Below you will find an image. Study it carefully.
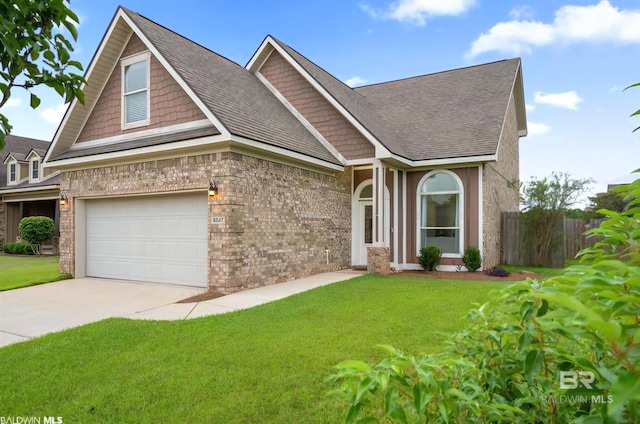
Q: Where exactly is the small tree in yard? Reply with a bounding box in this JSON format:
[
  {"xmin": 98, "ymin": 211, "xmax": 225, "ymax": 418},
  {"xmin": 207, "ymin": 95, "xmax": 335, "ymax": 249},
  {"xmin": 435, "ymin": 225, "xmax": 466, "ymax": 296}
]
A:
[
  {"xmin": 18, "ymin": 216, "xmax": 55, "ymax": 253},
  {"xmin": 520, "ymin": 172, "xmax": 592, "ymax": 266}
]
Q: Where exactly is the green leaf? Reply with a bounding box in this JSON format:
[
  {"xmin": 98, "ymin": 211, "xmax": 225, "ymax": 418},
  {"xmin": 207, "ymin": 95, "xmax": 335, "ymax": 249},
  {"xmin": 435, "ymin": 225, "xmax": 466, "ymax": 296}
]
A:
[
  {"xmin": 354, "ymin": 377, "xmax": 375, "ymax": 404},
  {"xmin": 346, "ymin": 404, "xmax": 361, "ymax": 424},
  {"xmin": 524, "ymin": 350, "xmax": 542, "ymax": 384},
  {"xmin": 537, "ymin": 299, "xmax": 549, "ymax": 317},
  {"xmin": 29, "ymin": 93, "xmax": 40, "ymax": 109}
]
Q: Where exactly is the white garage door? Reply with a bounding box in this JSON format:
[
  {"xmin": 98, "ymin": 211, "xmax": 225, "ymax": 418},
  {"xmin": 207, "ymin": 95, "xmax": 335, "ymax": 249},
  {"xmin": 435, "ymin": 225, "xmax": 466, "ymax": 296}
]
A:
[{"xmin": 86, "ymin": 193, "xmax": 208, "ymax": 287}]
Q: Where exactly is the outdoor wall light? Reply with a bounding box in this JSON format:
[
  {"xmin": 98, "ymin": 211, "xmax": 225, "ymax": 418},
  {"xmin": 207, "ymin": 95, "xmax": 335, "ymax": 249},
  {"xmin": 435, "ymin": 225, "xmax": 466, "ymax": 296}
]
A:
[
  {"xmin": 60, "ymin": 192, "xmax": 69, "ymax": 207},
  {"xmin": 208, "ymin": 180, "xmax": 218, "ymax": 196}
]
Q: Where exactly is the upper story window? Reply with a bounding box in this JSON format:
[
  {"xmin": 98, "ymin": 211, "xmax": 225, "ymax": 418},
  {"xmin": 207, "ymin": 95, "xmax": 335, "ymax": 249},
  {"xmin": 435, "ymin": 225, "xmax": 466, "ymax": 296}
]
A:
[
  {"xmin": 8, "ymin": 162, "xmax": 17, "ymax": 184},
  {"xmin": 30, "ymin": 159, "xmax": 40, "ymax": 181},
  {"xmin": 417, "ymin": 170, "xmax": 464, "ymax": 256},
  {"xmin": 121, "ymin": 52, "xmax": 150, "ymax": 129}
]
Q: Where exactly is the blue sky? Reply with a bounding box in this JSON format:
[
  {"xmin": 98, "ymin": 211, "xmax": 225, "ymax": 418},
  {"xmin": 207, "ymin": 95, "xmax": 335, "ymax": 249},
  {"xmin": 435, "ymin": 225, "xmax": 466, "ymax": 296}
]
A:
[{"xmin": 3, "ymin": 0, "xmax": 640, "ymax": 201}]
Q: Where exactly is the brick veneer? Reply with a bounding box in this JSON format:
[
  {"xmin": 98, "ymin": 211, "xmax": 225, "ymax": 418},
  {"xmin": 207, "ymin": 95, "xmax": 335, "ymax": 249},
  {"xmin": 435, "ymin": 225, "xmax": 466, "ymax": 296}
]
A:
[
  {"xmin": 59, "ymin": 152, "xmax": 352, "ymax": 293},
  {"xmin": 367, "ymin": 246, "xmax": 391, "ymax": 274},
  {"xmin": 482, "ymin": 93, "xmax": 520, "ymax": 268}
]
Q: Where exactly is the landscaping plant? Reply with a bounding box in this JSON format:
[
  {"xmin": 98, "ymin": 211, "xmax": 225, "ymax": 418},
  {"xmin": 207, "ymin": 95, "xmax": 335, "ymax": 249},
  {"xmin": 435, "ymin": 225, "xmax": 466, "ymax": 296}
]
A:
[
  {"xmin": 18, "ymin": 216, "xmax": 55, "ymax": 253},
  {"xmin": 418, "ymin": 246, "xmax": 441, "ymax": 271},
  {"xmin": 331, "ymin": 172, "xmax": 640, "ymax": 422},
  {"xmin": 462, "ymin": 246, "xmax": 482, "ymax": 271}
]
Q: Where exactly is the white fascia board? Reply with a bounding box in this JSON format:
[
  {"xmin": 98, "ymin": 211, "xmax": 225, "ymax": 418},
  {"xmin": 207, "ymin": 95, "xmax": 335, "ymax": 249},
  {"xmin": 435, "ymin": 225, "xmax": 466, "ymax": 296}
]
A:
[
  {"xmin": 246, "ymin": 37, "xmax": 273, "ymax": 71},
  {"xmin": 0, "ymin": 185, "xmax": 59, "ymax": 195},
  {"xmin": 45, "ymin": 134, "xmax": 230, "ymax": 169},
  {"xmin": 391, "ymin": 154, "xmax": 497, "ymax": 169},
  {"xmin": 262, "ymin": 37, "xmax": 391, "ymax": 157},
  {"xmin": 229, "ymin": 135, "xmax": 344, "ymax": 172},
  {"xmin": 118, "ymin": 11, "xmax": 231, "ymax": 140},
  {"xmin": 518, "ymin": 129, "xmax": 528, "ymax": 137},
  {"xmin": 255, "ymin": 72, "xmax": 346, "ymax": 165},
  {"xmin": 346, "ymin": 158, "xmax": 376, "ymax": 167}
]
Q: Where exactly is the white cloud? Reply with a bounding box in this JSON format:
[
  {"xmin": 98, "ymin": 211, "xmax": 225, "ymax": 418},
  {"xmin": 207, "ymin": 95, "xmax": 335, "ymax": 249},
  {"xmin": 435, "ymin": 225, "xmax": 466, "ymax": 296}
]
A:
[
  {"xmin": 1, "ymin": 98, "xmax": 22, "ymax": 109},
  {"xmin": 468, "ymin": 0, "xmax": 640, "ymax": 57},
  {"xmin": 345, "ymin": 76, "xmax": 369, "ymax": 87},
  {"xmin": 609, "ymin": 84, "xmax": 622, "ymax": 92},
  {"xmin": 509, "ymin": 5, "xmax": 534, "ymax": 20},
  {"xmin": 527, "ymin": 122, "xmax": 551, "ymax": 137},
  {"xmin": 40, "ymin": 103, "xmax": 67, "ymax": 124},
  {"xmin": 534, "ymin": 91, "xmax": 583, "ymax": 110},
  {"xmin": 361, "ymin": 0, "xmax": 475, "ymax": 25},
  {"xmin": 525, "ymin": 104, "xmax": 536, "ymax": 112}
]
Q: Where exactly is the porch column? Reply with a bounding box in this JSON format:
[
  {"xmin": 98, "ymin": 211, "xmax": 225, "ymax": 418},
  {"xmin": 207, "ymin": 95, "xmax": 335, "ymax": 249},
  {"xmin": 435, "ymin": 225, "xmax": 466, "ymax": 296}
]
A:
[{"xmin": 368, "ymin": 160, "xmax": 391, "ymax": 274}]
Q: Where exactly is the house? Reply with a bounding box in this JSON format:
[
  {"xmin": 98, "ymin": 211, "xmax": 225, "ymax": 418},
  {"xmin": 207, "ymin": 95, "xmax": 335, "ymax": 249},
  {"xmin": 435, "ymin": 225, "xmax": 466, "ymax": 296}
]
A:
[
  {"xmin": 44, "ymin": 7, "xmax": 527, "ymax": 292},
  {"xmin": 0, "ymin": 135, "xmax": 61, "ymax": 247}
]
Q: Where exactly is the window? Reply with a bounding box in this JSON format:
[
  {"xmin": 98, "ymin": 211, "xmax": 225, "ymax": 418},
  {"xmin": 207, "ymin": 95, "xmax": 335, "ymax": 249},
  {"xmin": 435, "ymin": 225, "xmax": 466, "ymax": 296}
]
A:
[
  {"xmin": 122, "ymin": 52, "xmax": 150, "ymax": 128},
  {"xmin": 9, "ymin": 162, "xmax": 16, "ymax": 183},
  {"xmin": 418, "ymin": 171, "xmax": 463, "ymax": 255},
  {"xmin": 31, "ymin": 159, "xmax": 39, "ymax": 181}
]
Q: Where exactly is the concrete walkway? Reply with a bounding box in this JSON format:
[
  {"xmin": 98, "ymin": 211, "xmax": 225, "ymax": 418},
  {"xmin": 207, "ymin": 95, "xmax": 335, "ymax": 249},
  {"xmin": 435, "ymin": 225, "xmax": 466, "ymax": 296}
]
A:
[{"xmin": 0, "ymin": 270, "xmax": 363, "ymax": 348}]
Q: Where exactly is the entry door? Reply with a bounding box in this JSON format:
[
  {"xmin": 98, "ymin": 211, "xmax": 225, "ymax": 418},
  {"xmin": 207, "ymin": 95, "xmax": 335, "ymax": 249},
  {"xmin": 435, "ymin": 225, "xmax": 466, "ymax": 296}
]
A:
[{"xmin": 356, "ymin": 200, "xmax": 373, "ymax": 265}]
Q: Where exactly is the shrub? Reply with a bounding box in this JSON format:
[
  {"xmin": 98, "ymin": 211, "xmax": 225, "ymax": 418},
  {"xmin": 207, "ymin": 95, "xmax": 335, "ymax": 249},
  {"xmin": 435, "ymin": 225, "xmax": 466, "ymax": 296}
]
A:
[
  {"xmin": 2, "ymin": 242, "xmax": 36, "ymax": 255},
  {"xmin": 18, "ymin": 216, "xmax": 55, "ymax": 247},
  {"xmin": 462, "ymin": 246, "xmax": 482, "ymax": 271},
  {"xmin": 331, "ymin": 169, "xmax": 640, "ymax": 423},
  {"xmin": 418, "ymin": 246, "xmax": 441, "ymax": 271},
  {"xmin": 486, "ymin": 266, "xmax": 510, "ymax": 277}
]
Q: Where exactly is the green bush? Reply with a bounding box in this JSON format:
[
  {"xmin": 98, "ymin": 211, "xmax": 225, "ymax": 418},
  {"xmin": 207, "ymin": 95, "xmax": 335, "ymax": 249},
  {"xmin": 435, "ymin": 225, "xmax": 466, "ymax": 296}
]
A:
[
  {"xmin": 331, "ymin": 170, "xmax": 640, "ymax": 423},
  {"xmin": 18, "ymin": 216, "xmax": 54, "ymax": 246},
  {"xmin": 2, "ymin": 242, "xmax": 36, "ymax": 255},
  {"xmin": 418, "ymin": 246, "xmax": 441, "ymax": 271},
  {"xmin": 462, "ymin": 246, "xmax": 482, "ymax": 271}
]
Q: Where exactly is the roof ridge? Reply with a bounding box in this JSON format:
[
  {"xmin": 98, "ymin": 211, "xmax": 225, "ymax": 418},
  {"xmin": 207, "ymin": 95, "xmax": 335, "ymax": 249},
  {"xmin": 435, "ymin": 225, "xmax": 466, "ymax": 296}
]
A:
[
  {"xmin": 269, "ymin": 36, "xmax": 365, "ymax": 98},
  {"xmin": 121, "ymin": 8, "xmax": 246, "ymax": 72},
  {"xmin": 356, "ymin": 58, "xmax": 521, "ymax": 90}
]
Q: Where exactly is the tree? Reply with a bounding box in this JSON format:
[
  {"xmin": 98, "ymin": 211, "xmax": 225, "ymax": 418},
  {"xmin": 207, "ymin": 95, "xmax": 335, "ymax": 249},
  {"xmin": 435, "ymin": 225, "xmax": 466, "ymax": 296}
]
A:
[
  {"xmin": 585, "ymin": 190, "xmax": 628, "ymax": 220},
  {"xmin": 520, "ymin": 172, "xmax": 593, "ymax": 266},
  {"xmin": 0, "ymin": 0, "xmax": 85, "ymax": 149}
]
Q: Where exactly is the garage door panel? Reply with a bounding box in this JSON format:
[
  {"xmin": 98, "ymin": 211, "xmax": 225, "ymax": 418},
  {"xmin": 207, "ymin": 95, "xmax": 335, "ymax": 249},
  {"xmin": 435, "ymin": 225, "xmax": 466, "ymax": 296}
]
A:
[{"xmin": 86, "ymin": 193, "xmax": 208, "ymax": 287}]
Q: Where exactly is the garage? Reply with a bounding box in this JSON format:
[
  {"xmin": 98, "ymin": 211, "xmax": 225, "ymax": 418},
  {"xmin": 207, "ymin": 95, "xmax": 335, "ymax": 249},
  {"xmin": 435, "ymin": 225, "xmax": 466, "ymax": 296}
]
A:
[{"xmin": 85, "ymin": 193, "xmax": 208, "ymax": 287}]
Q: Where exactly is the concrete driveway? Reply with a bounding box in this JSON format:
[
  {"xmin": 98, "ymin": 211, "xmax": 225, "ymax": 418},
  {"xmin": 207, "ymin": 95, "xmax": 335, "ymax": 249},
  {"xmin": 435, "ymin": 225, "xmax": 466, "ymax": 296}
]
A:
[
  {"xmin": 0, "ymin": 278, "xmax": 204, "ymax": 348},
  {"xmin": 0, "ymin": 271, "xmax": 364, "ymax": 348}
]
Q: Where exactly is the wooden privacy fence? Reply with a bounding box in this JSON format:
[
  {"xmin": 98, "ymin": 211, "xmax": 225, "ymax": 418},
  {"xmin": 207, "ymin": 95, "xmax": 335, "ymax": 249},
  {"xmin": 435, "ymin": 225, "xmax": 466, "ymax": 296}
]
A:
[{"xmin": 501, "ymin": 212, "xmax": 604, "ymax": 267}]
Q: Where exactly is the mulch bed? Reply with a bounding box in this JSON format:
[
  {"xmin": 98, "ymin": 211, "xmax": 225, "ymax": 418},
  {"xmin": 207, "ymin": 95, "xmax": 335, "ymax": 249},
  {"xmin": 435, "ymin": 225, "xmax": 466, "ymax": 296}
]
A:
[{"xmin": 398, "ymin": 269, "xmax": 542, "ymax": 282}]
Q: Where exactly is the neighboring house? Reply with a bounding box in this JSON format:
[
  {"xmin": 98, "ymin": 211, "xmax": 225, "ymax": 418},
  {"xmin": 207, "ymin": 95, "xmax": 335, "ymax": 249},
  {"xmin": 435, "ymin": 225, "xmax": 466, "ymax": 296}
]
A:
[
  {"xmin": 0, "ymin": 135, "xmax": 61, "ymax": 247},
  {"xmin": 44, "ymin": 7, "xmax": 527, "ymax": 292}
]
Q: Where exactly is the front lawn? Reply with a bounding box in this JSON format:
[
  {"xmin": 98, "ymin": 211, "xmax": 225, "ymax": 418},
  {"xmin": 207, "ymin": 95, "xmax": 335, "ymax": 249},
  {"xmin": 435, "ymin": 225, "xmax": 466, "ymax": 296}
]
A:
[
  {"xmin": 0, "ymin": 275, "xmax": 505, "ymax": 423},
  {"xmin": 0, "ymin": 255, "xmax": 70, "ymax": 291}
]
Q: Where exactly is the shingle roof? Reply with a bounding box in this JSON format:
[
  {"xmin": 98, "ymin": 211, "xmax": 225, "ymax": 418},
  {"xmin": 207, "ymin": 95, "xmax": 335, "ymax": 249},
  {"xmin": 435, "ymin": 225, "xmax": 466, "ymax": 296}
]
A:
[
  {"xmin": 121, "ymin": 9, "xmax": 341, "ymax": 165},
  {"xmin": 354, "ymin": 59, "xmax": 521, "ymax": 161},
  {"xmin": 270, "ymin": 38, "xmax": 408, "ymax": 157},
  {"xmin": 0, "ymin": 135, "xmax": 52, "ymax": 188}
]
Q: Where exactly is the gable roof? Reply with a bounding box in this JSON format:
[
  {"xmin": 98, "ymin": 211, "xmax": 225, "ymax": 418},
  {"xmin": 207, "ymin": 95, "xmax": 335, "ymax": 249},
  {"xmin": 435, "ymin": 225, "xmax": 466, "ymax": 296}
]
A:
[
  {"xmin": 46, "ymin": 8, "xmax": 341, "ymax": 167},
  {"xmin": 248, "ymin": 37, "xmax": 526, "ymax": 163},
  {"xmin": 0, "ymin": 135, "xmax": 52, "ymax": 188},
  {"xmin": 355, "ymin": 59, "xmax": 523, "ymax": 161}
]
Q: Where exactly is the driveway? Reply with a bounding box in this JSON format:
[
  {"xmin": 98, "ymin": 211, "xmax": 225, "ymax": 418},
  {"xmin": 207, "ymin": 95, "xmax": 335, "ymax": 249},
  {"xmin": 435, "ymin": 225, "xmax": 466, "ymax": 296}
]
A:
[{"xmin": 0, "ymin": 278, "xmax": 204, "ymax": 347}]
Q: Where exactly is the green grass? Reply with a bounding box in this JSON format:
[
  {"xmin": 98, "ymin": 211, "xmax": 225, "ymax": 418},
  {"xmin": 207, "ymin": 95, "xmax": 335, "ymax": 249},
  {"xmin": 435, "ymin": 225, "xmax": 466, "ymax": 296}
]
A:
[
  {"xmin": 498, "ymin": 263, "xmax": 572, "ymax": 278},
  {"xmin": 0, "ymin": 255, "xmax": 70, "ymax": 291},
  {"xmin": 0, "ymin": 275, "xmax": 506, "ymax": 423}
]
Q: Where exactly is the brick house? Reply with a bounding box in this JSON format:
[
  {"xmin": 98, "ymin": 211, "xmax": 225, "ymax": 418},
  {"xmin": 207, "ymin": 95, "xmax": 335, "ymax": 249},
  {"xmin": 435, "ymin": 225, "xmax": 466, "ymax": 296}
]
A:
[
  {"xmin": 1, "ymin": 135, "xmax": 61, "ymax": 246},
  {"xmin": 44, "ymin": 7, "xmax": 527, "ymax": 292}
]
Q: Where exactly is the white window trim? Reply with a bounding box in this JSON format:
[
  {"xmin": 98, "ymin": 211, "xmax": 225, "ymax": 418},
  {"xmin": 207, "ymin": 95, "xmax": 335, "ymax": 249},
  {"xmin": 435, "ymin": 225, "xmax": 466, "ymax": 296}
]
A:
[
  {"xmin": 416, "ymin": 170, "xmax": 465, "ymax": 258},
  {"xmin": 121, "ymin": 51, "xmax": 151, "ymax": 130},
  {"xmin": 7, "ymin": 161, "xmax": 18, "ymax": 185},
  {"xmin": 29, "ymin": 158, "xmax": 40, "ymax": 183}
]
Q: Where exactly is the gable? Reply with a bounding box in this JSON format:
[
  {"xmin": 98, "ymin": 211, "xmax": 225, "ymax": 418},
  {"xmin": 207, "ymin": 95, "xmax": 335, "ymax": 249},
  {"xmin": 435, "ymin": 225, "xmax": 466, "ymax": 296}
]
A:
[
  {"xmin": 258, "ymin": 50, "xmax": 374, "ymax": 160},
  {"xmin": 77, "ymin": 34, "xmax": 207, "ymax": 143}
]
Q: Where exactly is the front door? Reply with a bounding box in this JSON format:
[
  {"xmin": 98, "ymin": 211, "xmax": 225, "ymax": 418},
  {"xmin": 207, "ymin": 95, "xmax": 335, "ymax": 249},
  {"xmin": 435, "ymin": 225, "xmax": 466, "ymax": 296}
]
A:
[{"xmin": 356, "ymin": 200, "xmax": 373, "ymax": 266}]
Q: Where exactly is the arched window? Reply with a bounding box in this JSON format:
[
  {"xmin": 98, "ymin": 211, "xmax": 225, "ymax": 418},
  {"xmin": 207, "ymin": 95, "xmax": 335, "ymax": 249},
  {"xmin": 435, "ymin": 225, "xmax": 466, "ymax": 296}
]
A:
[{"xmin": 417, "ymin": 171, "xmax": 463, "ymax": 255}]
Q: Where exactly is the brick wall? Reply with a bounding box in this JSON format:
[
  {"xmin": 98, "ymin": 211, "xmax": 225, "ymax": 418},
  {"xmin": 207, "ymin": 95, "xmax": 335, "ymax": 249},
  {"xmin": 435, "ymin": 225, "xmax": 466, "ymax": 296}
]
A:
[
  {"xmin": 59, "ymin": 152, "xmax": 351, "ymax": 293},
  {"xmin": 482, "ymin": 93, "xmax": 520, "ymax": 268},
  {"xmin": 0, "ymin": 202, "xmax": 5, "ymax": 245},
  {"xmin": 77, "ymin": 34, "xmax": 207, "ymax": 143},
  {"xmin": 259, "ymin": 50, "xmax": 375, "ymax": 160}
]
